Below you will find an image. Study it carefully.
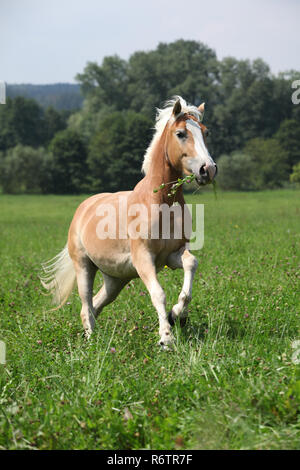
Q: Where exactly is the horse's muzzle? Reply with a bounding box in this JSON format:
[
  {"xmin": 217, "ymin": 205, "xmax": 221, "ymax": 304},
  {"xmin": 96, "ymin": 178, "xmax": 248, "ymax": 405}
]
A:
[{"xmin": 196, "ymin": 163, "xmax": 217, "ymax": 185}]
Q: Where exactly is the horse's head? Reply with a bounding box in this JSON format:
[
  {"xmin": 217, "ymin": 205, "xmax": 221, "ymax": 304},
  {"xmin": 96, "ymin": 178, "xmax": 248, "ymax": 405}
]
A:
[{"xmin": 165, "ymin": 99, "xmax": 217, "ymax": 185}]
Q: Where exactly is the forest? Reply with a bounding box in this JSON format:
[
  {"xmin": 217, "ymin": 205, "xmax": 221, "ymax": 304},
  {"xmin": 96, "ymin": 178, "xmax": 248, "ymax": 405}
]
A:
[
  {"xmin": 6, "ymin": 83, "xmax": 83, "ymax": 111},
  {"xmin": 1, "ymin": 39, "xmax": 300, "ymax": 193}
]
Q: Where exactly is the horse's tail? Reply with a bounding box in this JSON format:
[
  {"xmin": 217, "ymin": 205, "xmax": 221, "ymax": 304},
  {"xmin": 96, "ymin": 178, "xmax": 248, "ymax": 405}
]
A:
[{"xmin": 40, "ymin": 245, "xmax": 76, "ymax": 309}]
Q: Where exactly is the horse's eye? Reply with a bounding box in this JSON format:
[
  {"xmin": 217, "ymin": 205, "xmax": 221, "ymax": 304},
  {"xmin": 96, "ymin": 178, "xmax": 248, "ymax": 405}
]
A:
[
  {"xmin": 204, "ymin": 129, "xmax": 210, "ymax": 137},
  {"xmin": 176, "ymin": 131, "xmax": 186, "ymax": 139}
]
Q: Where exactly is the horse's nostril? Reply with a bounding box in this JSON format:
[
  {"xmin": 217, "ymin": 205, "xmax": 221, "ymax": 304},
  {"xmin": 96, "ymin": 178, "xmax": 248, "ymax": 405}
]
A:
[{"xmin": 199, "ymin": 165, "xmax": 206, "ymax": 176}]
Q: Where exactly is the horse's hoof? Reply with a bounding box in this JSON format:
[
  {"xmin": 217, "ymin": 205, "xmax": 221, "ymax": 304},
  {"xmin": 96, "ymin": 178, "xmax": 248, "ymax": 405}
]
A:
[
  {"xmin": 84, "ymin": 329, "xmax": 92, "ymax": 339},
  {"xmin": 168, "ymin": 311, "xmax": 175, "ymax": 326},
  {"xmin": 158, "ymin": 330, "xmax": 175, "ymax": 350},
  {"xmin": 159, "ymin": 341, "xmax": 173, "ymax": 351}
]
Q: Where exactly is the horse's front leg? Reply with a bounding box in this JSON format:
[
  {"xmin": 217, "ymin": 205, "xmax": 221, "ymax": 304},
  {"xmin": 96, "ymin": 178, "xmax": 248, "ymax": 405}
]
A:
[
  {"xmin": 167, "ymin": 247, "xmax": 198, "ymax": 327},
  {"xmin": 132, "ymin": 244, "xmax": 174, "ymax": 349}
]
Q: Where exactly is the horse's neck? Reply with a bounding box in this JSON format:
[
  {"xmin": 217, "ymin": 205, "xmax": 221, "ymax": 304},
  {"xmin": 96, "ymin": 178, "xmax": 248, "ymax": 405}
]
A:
[{"xmin": 141, "ymin": 128, "xmax": 184, "ymax": 205}]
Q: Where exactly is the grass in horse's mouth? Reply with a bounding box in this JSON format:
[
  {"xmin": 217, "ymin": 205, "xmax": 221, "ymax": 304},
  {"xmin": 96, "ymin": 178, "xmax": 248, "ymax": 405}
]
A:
[
  {"xmin": 153, "ymin": 174, "xmax": 196, "ymax": 197},
  {"xmin": 191, "ymin": 178, "xmax": 218, "ymax": 199}
]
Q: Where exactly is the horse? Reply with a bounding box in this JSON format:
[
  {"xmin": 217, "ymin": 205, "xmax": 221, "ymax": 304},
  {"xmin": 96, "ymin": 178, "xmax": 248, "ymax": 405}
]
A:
[{"xmin": 41, "ymin": 96, "xmax": 217, "ymax": 349}]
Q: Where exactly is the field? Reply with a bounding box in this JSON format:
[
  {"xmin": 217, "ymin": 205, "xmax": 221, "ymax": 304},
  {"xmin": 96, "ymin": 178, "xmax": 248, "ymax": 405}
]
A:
[{"xmin": 0, "ymin": 190, "xmax": 299, "ymax": 450}]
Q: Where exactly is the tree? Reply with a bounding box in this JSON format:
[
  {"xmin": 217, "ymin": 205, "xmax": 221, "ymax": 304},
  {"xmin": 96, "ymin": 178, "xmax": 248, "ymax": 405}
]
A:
[
  {"xmin": 68, "ymin": 99, "xmax": 112, "ymax": 143},
  {"xmin": 290, "ymin": 162, "xmax": 300, "ymax": 183},
  {"xmin": 43, "ymin": 106, "xmax": 67, "ymax": 145},
  {"xmin": 0, "ymin": 97, "xmax": 45, "ymax": 151},
  {"xmin": 76, "ymin": 56, "xmax": 129, "ymax": 109},
  {"xmin": 216, "ymin": 152, "xmax": 257, "ymax": 191},
  {"xmin": 243, "ymin": 137, "xmax": 290, "ymax": 188},
  {"xmin": 273, "ymin": 70, "xmax": 300, "ymax": 122},
  {"xmin": 74, "ymin": 39, "xmax": 300, "ymax": 170},
  {"xmin": 48, "ymin": 129, "xmax": 88, "ymax": 194},
  {"xmin": 127, "ymin": 40, "xmax": 219, "ymax": 118},
  {"xmin": 210, "ymin": 58, "xmax": 279, "ymax": 157},
  {"xmin": 76, "ymin": 40, "xmax": 219, "ymax": 120},
  {"xmin": 0, "ymin": 145, "xmax": 50, "ymax": 193},
  {"xmin": 88, "ymin": 111, "xmax": 152, "ymax": 192},
  {"xmin": 3, "ymin": 39, "xmax": 299, "ymax": 193},
  {"xmin": 274, "ymin": 119, "xmax": 300, "ymax": 170}
]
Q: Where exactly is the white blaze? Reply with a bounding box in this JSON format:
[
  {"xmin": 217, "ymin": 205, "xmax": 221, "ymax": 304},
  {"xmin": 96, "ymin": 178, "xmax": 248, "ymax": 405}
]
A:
[{"xmin": 186, "ymin": 119, "xmax": 214, "ymax": 174}]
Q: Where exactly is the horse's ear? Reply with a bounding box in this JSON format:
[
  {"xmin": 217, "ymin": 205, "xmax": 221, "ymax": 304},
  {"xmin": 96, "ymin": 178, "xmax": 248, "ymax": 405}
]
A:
[
  {"xmin": 173, "ymin": 99, "xmax": 182, "ymax": 116},
  {"xmin": 198, "ymin": 102, "xmax": 205, "ymax": 114}
]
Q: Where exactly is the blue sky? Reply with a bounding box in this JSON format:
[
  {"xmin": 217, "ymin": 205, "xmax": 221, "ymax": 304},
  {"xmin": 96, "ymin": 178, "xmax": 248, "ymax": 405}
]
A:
[{"xmin": 1, "ymin": 0, "xmax": 299, "ymax": 84}]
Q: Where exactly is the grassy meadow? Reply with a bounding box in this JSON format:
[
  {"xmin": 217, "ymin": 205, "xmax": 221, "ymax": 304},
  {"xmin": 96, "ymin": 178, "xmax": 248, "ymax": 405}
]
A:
[{"xmin": 0, "ymin": 189, "xmax": 299, "ymax": 450}]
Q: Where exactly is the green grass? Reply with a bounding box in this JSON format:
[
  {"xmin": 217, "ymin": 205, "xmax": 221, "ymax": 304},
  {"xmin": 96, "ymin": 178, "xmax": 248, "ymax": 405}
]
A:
[{"xmin": 0, "ymin": 189, "xmax": 299, "ymax": 450}]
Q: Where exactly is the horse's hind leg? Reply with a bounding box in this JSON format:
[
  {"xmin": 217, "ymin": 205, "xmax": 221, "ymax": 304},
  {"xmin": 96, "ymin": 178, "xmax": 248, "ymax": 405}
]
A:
[
  {"xmin": 73, "ymin": 258, "xmax": 98, "ymax": 338},
  {"xmin": 93, "ymin": 273, "xmax": 127, "ymax": 317},
  {"xmin": 167, "ymin": 247, "xmax": 198, "ymax": 327}
]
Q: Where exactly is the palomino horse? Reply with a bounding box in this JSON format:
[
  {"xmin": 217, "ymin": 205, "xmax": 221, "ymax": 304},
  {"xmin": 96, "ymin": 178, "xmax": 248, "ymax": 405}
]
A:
[{"xmin": 41, "ymin": 96, "xmax": 217, "ymax": 348}]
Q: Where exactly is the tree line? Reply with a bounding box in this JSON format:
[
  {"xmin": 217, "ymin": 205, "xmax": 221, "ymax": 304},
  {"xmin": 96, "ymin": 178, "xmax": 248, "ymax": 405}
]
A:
[
  {"xmin": 6, "ymin": 83, "xmax": 83, "ymax": 111},
  {"xmin": 1, "ymin": 39, "xmax": 300, "ymax": 194}
]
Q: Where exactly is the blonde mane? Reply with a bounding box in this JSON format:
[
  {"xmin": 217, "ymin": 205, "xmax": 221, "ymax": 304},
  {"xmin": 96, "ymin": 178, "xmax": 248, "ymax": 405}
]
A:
[{"xmin": 142, "ymin": 96, "xmax": 203, "ymax": 174}]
